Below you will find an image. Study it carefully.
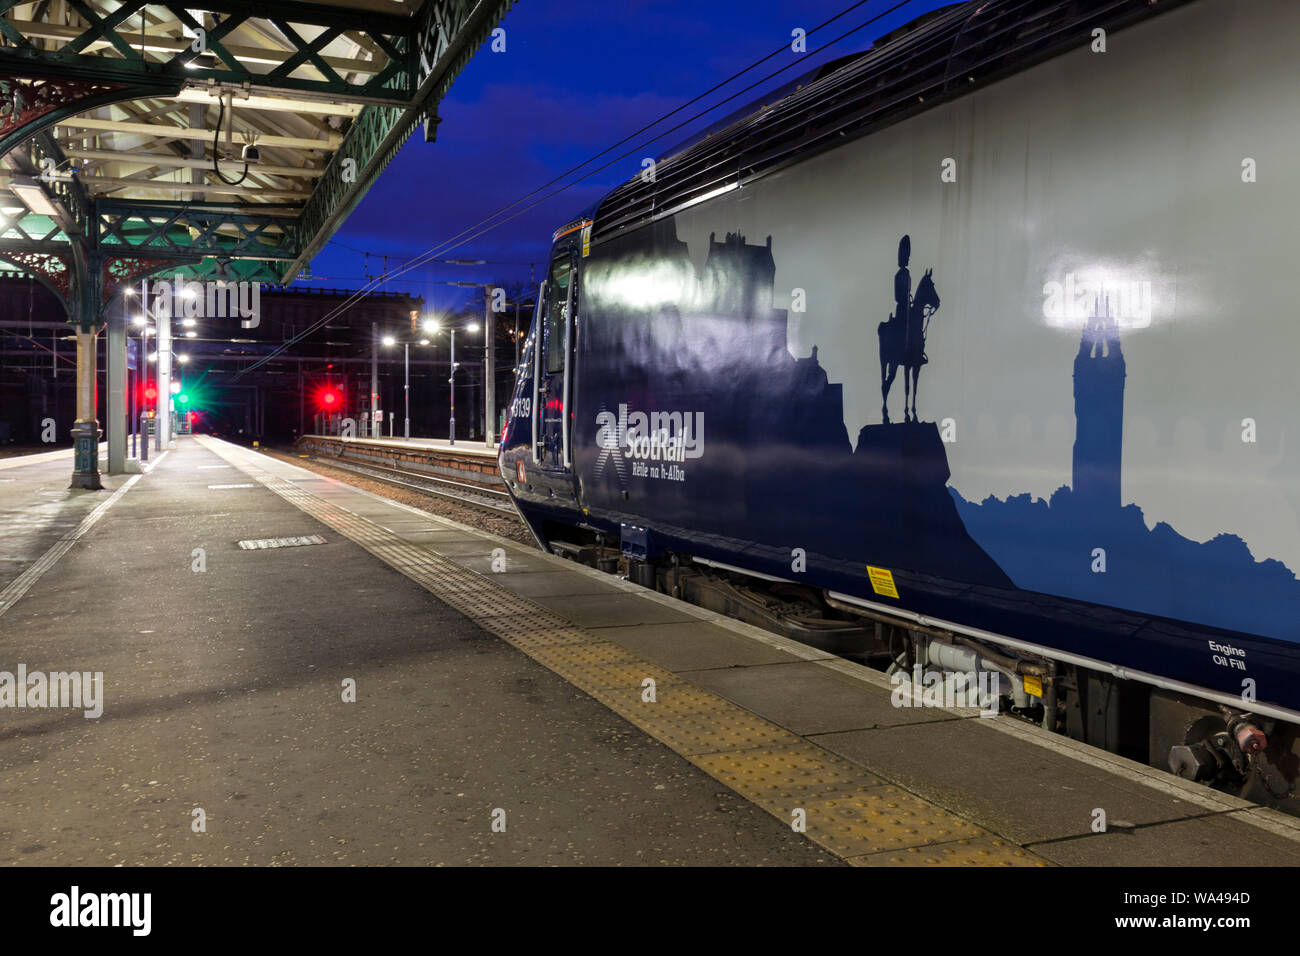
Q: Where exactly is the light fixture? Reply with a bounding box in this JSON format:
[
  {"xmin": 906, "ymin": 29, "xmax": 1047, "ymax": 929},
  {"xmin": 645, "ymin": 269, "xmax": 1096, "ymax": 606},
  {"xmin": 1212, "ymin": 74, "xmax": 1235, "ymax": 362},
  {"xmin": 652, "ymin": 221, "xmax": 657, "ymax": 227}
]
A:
[
  {"xmin": 466, "ymin": 323, "xmax": 480, "ymax": 333},
  {"xmin": 170, "ymin": 381, "xmax": 182, "ymax": 394},
  {"xmin": 382, "ymin": 334, "xmax": 396, "ymax": 347},
  {"xmin": 182, "ymin": 317, "xmax": 197, "ymax": 327},
  {"xmin": 419, "ymin": 338, "xmax": 430, "ymax": 346},
  {"xmin": 132, "ymin": 314, "xmax": 146, "ymax": 327},
  {"xmin": 422, "ymin": 319, "xmax": 439, "ymax": 334},
  {"xmin": 184, "ymin": 49, "xmax": 219, "ymax": 70},
  {"xmin": 147, "ymin": 351, "xmax": 158, "ymax": 363},
  {"xmin": 185, "ymin": 330, "xmax": 197, "ymax": 338},
  {"xmin": 178, "ymin": 354, "xmax": 191, "ymax": 364},
  {"xmin": 9, "ymin": 175, "xmax": 60, "ymax": 217}
]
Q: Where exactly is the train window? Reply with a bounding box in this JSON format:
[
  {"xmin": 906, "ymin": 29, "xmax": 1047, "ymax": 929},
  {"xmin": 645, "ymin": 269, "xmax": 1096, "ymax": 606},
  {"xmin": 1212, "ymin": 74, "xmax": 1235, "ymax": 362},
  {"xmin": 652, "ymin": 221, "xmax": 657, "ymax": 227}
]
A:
[{"xmin": 545, "ymin": 256, "xmax": 571, "ymax": 374}]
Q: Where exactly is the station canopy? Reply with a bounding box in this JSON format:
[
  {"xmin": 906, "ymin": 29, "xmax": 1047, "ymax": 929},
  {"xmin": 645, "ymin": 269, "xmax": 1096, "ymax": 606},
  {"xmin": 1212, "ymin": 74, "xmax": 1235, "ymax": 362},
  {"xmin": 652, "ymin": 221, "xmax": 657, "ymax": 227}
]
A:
[{"xmin": 0, "ymin": 0, "xmax": 513, "ymax": 325}]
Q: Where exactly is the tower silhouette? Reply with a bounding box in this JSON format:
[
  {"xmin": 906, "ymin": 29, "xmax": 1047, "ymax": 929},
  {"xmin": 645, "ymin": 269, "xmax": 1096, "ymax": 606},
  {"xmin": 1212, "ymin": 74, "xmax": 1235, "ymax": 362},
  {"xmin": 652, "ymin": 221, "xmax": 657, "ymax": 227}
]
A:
[{"xmin": 1072, "ymin": 296, "xmax": 1126, "ymax": 509}]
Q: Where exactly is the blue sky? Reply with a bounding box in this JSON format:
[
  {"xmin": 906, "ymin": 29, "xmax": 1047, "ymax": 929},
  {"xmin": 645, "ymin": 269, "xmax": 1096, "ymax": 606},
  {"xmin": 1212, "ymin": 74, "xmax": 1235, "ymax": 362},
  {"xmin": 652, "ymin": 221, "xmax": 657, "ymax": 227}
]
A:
[{"xmin": 305, "ymin": 0, "xmax": 955, "ymax": 312}]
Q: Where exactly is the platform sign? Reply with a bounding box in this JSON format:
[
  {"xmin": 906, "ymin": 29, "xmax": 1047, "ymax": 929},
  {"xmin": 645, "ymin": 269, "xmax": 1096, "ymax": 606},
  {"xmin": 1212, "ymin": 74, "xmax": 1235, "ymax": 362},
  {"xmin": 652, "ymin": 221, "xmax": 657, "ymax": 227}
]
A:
[{"xmin": 373, "ymin": 410, "xmax": 383, "ymax": 425}]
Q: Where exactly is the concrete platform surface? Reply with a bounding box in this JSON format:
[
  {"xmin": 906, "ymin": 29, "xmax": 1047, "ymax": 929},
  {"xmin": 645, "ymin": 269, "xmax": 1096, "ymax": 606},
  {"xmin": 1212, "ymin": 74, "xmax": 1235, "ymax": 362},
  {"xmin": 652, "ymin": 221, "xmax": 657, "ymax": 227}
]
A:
[
  {"xmin": 4, "ymin": 435, "xmax": 1300, "ymax": 867},
  {"xmin": 0, "ymin": 440, "xmax": 833, "ymax": 866}
]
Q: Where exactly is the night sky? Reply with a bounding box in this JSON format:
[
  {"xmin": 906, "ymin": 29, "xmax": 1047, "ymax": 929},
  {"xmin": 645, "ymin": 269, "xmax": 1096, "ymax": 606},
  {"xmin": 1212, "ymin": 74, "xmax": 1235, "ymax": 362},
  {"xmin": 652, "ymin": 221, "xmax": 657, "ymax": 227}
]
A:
[{"xmin": 307, "ymin": 0, "xmax": 954, "ymax": 313}]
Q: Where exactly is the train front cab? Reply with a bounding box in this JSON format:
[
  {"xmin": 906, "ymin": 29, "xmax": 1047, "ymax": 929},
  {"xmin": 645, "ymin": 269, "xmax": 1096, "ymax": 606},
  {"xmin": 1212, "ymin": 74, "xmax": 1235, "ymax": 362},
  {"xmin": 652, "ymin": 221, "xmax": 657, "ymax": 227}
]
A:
[{"xmin": 499, "ymin": 221, "xmax": 589, "ymax": 547}]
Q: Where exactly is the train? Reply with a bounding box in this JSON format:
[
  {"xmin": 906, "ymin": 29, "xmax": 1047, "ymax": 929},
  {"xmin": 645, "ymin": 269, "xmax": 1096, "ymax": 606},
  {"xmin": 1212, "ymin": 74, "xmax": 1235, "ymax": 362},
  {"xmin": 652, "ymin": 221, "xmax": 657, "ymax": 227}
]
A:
[{"xmin": 498, "ymin": 0, "xmax": 1300, "ymax": 804}]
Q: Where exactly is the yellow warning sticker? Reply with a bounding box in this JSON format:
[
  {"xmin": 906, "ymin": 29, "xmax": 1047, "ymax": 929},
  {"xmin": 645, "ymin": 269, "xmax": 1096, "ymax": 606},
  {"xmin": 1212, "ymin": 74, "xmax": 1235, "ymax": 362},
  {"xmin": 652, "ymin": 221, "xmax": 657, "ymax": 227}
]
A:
[
  {"xmin": 867, "ymin": 565, "xmax": 899, "ymax": 599},
  {"xmin": 581, "ymin": 222, "xmax": 592, "ymax": 257},
  {"xmin": 1023, "ymin": 675, "xmax": 1043, "ymax": 699}
]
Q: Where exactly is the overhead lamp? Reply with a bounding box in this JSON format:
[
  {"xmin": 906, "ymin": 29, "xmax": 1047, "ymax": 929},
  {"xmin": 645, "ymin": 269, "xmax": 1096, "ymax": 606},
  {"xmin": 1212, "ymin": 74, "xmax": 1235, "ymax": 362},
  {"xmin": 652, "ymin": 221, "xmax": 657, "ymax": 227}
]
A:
[
  {"xmin": 182, "ymin": 317, "xmax": 197, "ymax": 327},
  {"xmin": 422, "ymin": 319, "xmax": 439, "ymax": 334},
  {"xmin": 184, "ymin": 49, "xmax": 219, "ymax": 70},
  {"xmin": 466, "ymin": 323, "xmax": 480, "ymax": 333},
  {"xmin": 178, "ymin": 354, "xmax": 191, "ymax": 364},
  {"xmin": 9, "ymin": 175, "xmax": 60, "ymax": 217},
  {"xmin": 132, "ymin": 314, "xmax": 147, "ymax": 327},
  {"xmin": 147, "ymin": 351, "xmax": 158, "ymax": 363},
  {"xmin": 170, "ymin": 381, "xmax": 182, "ymax": 394},
  {"xmin": 381, "ymin": 334, "xmax": 396, "ymax": 347},
  {"xmin": 418, "ymin": 338, "xmax": 430, "ymax": 346},
  {"xmin": 185, "ymin": 330, "xmax": 197, "ymax": 338}
]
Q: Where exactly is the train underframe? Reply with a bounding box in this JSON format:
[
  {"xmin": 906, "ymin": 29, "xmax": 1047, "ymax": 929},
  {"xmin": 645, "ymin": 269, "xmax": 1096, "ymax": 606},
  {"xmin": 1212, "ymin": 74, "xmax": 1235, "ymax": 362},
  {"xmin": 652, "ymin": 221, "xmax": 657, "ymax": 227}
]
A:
[{"xmin": 532, "ymin": 516, "xmax": 1300, "ymax": 810}]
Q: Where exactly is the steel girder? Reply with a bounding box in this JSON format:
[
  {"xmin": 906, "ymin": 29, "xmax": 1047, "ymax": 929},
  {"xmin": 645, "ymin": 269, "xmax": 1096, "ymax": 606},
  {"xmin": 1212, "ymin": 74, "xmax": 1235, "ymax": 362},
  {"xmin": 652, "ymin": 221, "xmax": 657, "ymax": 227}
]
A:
[
  {"xmin": 0, "ymin": 0, "xmax": 411, "ymax": 109},
  {"xmin": 96, "ymin": 199, "xmax": 299, "ymax": 260},
  {"xmin": 0, "ymin": 75, "xmax": 154, "ymax": 158},
  {"xmin": 0, "ymin": 0, "xmax": 515, "ymax": 310}
]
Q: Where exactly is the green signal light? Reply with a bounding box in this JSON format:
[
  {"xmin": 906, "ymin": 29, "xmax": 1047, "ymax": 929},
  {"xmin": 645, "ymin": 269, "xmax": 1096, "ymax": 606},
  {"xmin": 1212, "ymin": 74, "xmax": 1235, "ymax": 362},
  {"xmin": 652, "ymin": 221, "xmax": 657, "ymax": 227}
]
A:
[{"xmin": 178, "ymin": 393, "xmax": 189, "ymax": 404}]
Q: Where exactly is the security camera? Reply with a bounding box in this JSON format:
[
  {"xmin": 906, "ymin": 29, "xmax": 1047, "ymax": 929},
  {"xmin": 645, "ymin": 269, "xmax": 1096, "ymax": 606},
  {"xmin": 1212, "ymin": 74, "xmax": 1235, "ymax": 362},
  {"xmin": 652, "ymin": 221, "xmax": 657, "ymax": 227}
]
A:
[{"xmin": 240, "ymin": 143, "xmax": 261, "ymax": 165}]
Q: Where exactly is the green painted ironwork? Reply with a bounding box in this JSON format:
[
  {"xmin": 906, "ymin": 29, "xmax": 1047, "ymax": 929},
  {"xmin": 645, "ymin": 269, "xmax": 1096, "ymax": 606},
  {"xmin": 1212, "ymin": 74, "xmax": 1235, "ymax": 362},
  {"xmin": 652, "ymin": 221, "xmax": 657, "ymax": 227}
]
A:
[
  {"xmin": 1, "ymin": 0, "xmax": 517, "ymax": 303},
  {"xmin": 0, "ymin": 0, "xmax": 412, "ymax": 106},
  {"xmin": 96, "ymin": 199, "xmax": 300, "ymax": 261}
]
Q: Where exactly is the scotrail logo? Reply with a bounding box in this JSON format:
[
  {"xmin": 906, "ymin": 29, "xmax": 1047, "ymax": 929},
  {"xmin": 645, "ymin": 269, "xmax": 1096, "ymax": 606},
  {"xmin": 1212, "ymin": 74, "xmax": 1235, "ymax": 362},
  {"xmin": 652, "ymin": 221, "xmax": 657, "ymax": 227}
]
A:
[
  {"xmin": 142, "ymin": 273, "xmax": 261, "ymax": 328},
  {"xmin": 594, "ymin": 403, "xmax": 705, "ymax": 484}
]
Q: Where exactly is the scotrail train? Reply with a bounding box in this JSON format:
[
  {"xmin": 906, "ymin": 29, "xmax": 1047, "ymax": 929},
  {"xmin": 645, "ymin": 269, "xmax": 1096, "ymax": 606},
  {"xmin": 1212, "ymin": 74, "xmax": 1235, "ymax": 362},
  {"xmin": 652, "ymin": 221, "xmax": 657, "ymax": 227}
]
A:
[{"xmin": 499, "ymin": 0, "xmax": 1300, "ymax": 803}]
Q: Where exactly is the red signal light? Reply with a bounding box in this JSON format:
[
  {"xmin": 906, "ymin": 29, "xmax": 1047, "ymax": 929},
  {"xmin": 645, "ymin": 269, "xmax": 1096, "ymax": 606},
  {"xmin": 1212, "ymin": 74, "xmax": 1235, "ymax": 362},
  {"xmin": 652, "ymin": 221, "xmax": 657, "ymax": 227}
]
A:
[
  {"xmin": 144, "ymin": 384, "xmax": 158, "ymax": 402},
  {"xmin": 323, "ymin": 390, "xmax": 338, "ymax": 406}
]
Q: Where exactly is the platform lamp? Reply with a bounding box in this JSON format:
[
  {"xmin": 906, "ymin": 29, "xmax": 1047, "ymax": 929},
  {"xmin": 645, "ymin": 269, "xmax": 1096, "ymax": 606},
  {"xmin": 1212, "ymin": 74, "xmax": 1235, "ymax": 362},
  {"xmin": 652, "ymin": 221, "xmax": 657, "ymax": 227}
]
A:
[
  {"xmin": 421, "ymin": 317, "xmax": 479, "ymax": 445},
  {"xmin": 379, "ymin": 334, "xmax": 410, "ymax": 440}
]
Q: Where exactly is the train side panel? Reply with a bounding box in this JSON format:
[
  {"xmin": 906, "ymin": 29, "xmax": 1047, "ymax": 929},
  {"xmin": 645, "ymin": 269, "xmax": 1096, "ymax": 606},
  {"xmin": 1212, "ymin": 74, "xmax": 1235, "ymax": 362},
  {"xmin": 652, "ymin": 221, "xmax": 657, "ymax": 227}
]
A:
[{"xmin": 543, "ymin": 0, "xmax": 1300, "ymax": 714}]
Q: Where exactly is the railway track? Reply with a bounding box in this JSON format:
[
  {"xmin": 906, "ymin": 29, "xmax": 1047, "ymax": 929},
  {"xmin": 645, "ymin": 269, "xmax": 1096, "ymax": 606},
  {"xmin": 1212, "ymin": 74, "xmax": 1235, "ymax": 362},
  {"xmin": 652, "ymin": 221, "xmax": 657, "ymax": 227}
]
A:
[{"xmin": 304, "ymin": 453, "xmax": 515, "ymax": 513}]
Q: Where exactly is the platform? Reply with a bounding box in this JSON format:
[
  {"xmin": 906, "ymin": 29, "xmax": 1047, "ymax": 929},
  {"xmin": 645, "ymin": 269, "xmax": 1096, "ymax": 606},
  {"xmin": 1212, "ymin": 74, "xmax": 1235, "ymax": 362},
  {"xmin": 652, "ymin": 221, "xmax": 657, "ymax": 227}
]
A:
[
  {"xmin": 309, "ymin": 434, "xmax": 499, "ymax": 457},
  {"xmin": 3, "ymin": 435, "xmax": 1300, "ymax": 866}
]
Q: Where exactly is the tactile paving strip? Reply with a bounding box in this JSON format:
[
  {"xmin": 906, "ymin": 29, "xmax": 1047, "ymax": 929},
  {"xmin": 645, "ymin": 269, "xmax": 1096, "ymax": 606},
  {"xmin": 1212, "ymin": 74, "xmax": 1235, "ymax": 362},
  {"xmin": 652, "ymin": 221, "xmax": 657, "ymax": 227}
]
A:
[
  {"xmin": 195, "ymin": 437, "xmax": 1049, "ymax": 866},
  {"xmin": 847, "ymin": 835, "xmax": 1047, "ymax": 867}
]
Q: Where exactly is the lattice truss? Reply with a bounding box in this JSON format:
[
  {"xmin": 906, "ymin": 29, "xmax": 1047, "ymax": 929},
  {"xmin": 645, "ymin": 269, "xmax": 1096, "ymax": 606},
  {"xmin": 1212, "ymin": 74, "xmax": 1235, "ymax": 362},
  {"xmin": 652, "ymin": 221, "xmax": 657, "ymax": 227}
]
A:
[
  {"xmin": 0, "ymin": 0, "xmax": 510, "ymax": 293},
  {"xmin": 0, "ymin": 0, "xmax": 418, "ymax": 205}
]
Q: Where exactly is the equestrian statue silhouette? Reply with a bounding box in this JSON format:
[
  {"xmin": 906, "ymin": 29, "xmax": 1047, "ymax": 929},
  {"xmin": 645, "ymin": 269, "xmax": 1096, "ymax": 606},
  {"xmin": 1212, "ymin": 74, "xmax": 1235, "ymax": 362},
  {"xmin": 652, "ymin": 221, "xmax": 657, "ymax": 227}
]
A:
[{"xmin": 878, "ymin": 234, "xmax": 941, "ymax": 424}]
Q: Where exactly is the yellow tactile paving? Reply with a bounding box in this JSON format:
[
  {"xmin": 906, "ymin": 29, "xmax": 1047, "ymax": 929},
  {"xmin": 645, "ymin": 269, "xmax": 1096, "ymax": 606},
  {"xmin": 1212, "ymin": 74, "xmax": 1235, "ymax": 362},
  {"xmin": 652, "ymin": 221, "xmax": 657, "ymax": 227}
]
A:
[
  {"xmin": 797, "ymin": 787, "xmax": 987, "ymax": 857},
  {"xmin": 847, "ymin": 835, "xmax": 1049, "ymax": 867},
  {"xmin": 198, "ymin": 436, "xmax": 1052, "ymax": 866},
  {"xmin": 586, "ymin": 683, "xmax": 802, "ymax": 756},
  {"xmin": 687, "ymin": 744, "xmax": 880, "ymax": 802}
]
